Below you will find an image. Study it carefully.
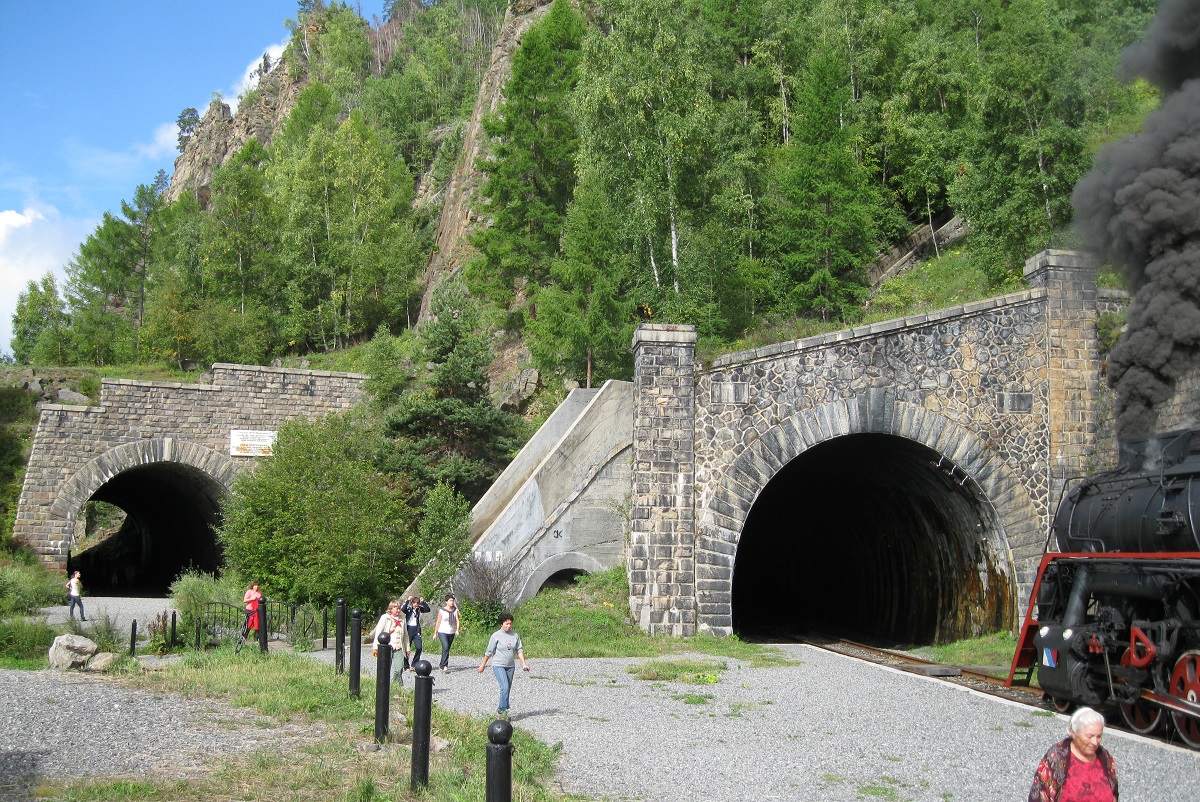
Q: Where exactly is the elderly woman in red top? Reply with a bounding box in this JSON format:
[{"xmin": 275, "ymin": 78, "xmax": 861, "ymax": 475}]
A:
[{"xmin": 1028, "ymin": 707, "xmax": 1119, "ymax": 802}]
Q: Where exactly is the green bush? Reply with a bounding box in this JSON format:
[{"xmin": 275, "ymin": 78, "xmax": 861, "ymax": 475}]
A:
[
  {"xmin": 146, "ymin": 609, "xmax": 178, "ymax": 655},
  {"xmin": 66, "ymin": 612, "xmax": 124, "ymax": 653},
  {"xmin": 170, "ymin": 567, "xmax": 246, "ymax": 635},
  {"xmin": 0, "ymin": 617, "xmax": 55, "ymax": 660},
  {"xmin": 458, "ymin": 598, "xmax": 504, "ymax": 633},
  {"xmin": 0, "ymin": 560, "xmax": 66, "ymax": 616},
  {"xmin": 1096, "ymin": 311, "xmax": 1126, "ymax": 360}
]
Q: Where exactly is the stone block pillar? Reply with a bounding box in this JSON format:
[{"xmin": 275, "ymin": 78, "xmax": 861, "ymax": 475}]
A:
[
  {"xmin": 1024, "ymin": 249, "xmax": 1103, "ymax": 548},
  {"xmin": 629, "ymin": 323, "xmax": 697, "ymax": 636}
]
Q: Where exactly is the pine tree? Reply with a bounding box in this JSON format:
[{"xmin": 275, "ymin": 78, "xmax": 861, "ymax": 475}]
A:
[
  {"xmin": 470, "ymin": 0, "xmax": 585, "ymax": 302},
  {"xmin": 380, "ymin": 283, "xmax": 520, "ymax": 503}
]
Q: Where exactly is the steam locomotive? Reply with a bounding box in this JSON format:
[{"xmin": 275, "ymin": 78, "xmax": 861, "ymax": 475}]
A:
[{"xmin": 1007, "ymin": 428, "xmax": 1200, "ymax": 747}]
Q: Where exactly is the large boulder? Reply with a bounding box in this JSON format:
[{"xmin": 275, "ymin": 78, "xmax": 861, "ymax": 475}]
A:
[
  {"xmin": 48, "ymin": 634, "xmax": 98, "ymax": 670},
  {"xmin": 56, "ymin": 388, "xmax": 90, "ymax": 405}
]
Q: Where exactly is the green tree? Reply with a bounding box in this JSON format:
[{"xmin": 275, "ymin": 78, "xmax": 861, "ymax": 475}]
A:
[
  {"xmin": 574, "ymin": 0, "xmax": 720, "ymax": 299},
  {"xmin": 528, "ymin": 177, "xmax": 635, "ymax": 387},
  {"xmin": 218, "ymin": 413, "xmax": 413, "ymax": 610},
  {"xmin": 470, "ymin": 0, "xmax": 585, "ymax": 301},
  {"xmin": 120, "ymin": 173, "xmax": 168, "ymax": 360},
  {"xmin": 64, "ymin": 212, "xmax": 140, "ymax": 365},
  {"xmin": 412, "ymin": 482, "xmax": 473, "ymax": 597},
  {"xmin": 949, "ymin": 0, "xmax": 1088, "ymax": 284},
  {"xmin": 10, "ymin": 274, "xmax": 68, "ymax": 364},
  {"xmin": 176, "ymin": 107, "xmax": 200, "ymax": 151},
  {"xmin": 380, "ymin": 283, "xmax": 519, "ymax": 502},
  {"xmin": 203, "ymin": 139, "xmax": 280, "ymax": 319},
  {"xmin": 765, "ymin": 48, "xmax": 879, "ymax": 320},
  {"xmin": 274, "ymin": 109, "xmax": 421, "ymax": 350}
]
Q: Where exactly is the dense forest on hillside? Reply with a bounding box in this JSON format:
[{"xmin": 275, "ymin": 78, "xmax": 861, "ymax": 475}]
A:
[{"xmin": 10, "ymin": 0, "xmax": 1155, "ymax": 387}]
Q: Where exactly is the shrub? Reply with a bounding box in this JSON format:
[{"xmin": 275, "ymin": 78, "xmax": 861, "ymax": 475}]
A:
[
  {"xmin": 0, "ymin": 560, "xmax": 65, "ymax": 616},
  {"xmin": 170, "ymin": 568, "xmax": 245, "ymax": 635},
  {"xmin": 70, "ymin": 612, "xmax": 123, "ymax": 653},
  {"xmin": 458, "ymin": 598, "xmax": 505, "ymax": 633},
  {"xmin": 145, "ymin": 610, "xmax": 176, "ymax": 655},
  {"xmin": 0, "ymin": 617, "xmax": 55, "ymax": 660}
]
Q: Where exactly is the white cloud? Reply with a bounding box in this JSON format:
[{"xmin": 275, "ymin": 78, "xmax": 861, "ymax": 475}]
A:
[
  {"xmin": 0, "ymin": 203, "xmax": 93, "ymax": 358},
  {"xmin": 228, "ymin": 41, "xmax": 288, "ymax": 114},
  {"xmin": 137, "ymin": 123, "xmax": 182, "ymax": 161}
]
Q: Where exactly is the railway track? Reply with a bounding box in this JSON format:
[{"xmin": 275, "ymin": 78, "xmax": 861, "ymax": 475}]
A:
[
  {"xmin": 764, "ymin": 633, "xmax": 1200, "ymax": 751},
  {"xmin": 788, "ymin": 634, "xmax": 1048, "ymax": 708}
]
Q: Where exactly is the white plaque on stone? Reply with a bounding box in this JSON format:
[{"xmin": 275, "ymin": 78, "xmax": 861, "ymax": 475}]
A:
[{"xmin": 230, "ymin": 430, "xmax": 277, "ymax": 457}]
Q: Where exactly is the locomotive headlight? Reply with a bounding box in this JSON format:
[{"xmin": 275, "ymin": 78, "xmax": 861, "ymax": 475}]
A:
[
  {"xmin": 1039, "ymin": 626, "xmax": 1050, "ymax": 638},
  {"xmin": 1063, "ymin": 628, "xmax": 1074, "ymax": 640}
]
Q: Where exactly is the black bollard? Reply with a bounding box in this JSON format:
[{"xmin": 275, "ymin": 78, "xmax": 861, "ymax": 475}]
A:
[
  {"xmin": 258, "ymin": 596, "xmax": 269, "ymax": 653},
  {"xmin": 322, "ymin": 608, "xmax": 329, "ymax": 650},
  {"xmin": 411, "ymin": 660, "xmax": 433, "ymax": 790},
  {"xmin": 349, "ymin": 609, "xmax": 362, "ymax": 698},
  {"xmin": 129, "ymin": 620, "xmax": 138, "ymax": 657},
  {"xmin": 374, "ymin": 632, "xmax": 392, "ymax": 744},
  {"xmin": 170, "ymin": 611, "xmax": 177, "ymax": 647},
  {"xmin": 485, "ymin": 718, "xmax": 513, "ymax": 802},
  {"xmin": 335, "ymin": 599, "xmax": 346, "ymax": 674}
]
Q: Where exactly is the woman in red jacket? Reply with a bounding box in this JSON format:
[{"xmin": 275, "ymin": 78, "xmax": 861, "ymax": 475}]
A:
[{"xmin": 242, "ymin": 581, "xmax": 263, "ymax": 639}]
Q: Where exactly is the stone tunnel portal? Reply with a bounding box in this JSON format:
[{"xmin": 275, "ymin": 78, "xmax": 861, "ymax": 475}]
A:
[
  {"xmin": 730, "ymin": 433, "xmax": 1015, "ymax": 646},
  {"xmin": 68, "ymin": 462, "xmax": 226, "ymax": 595}
]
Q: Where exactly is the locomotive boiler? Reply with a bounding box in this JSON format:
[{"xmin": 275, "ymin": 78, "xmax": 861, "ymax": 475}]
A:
[{"xmin": 1007, "ymin": 428, "xmax": 1200, "ymax": 747}]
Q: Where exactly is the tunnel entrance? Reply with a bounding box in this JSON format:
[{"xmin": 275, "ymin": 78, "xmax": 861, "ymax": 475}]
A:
[
  {"xmin": 67, "ymin": 462, "xmax": 226, "ymax": 595},
  {"xmin": 731, "ymin": 433, "xmax": 1014, "ymax": 646}
]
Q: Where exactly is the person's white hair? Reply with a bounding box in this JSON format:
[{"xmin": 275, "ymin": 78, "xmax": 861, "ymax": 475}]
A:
[{"xmin": 1068, "ymin": 706, "xmax": 1105, "ymax": 735}]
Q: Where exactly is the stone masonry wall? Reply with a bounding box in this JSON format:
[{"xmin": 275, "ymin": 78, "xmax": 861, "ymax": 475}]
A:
[
  {"xmin": 1024, "ymin": 249, "xmax": 1103, "ymax": 529},
  {"xmin": 13, "ymin": 363, "xmax": 366, "ymax": 568},
  {"xmin": 630, "ymin": 325, "xmax": 698, "ymax": 636},
  {"xmin": 692, "ymin": 291, "xmax": 1052, "ymax": 632}
]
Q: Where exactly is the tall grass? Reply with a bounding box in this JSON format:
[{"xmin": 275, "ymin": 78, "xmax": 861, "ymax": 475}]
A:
[
  {"xmin": 0, "ymin": 617, "xmax": 55, "ymax": 667},
  {"xmin": 910, "ymin": 631, "xmax": 1019, "ymax": 673},
  {"xmin": 0, "ymin": 558, "xmax": 65, "ymax": 616}
]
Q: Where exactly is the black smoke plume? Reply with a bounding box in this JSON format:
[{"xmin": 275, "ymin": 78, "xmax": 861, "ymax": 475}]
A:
[{"xmin": 1072, "ymin": 0, "xmax": 1200, "ymax": 439}]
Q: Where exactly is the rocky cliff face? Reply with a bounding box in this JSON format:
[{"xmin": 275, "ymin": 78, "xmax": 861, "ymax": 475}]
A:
[
  {"xmin": 417, "ymin": 0, "xmax": 554, "ymax": 321},
  {"xmin": 164, "ymin": 56, "xmax": 308, "ymax": 208}
]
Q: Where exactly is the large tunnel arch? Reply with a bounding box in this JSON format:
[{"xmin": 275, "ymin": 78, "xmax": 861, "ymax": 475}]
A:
[
  {"xmin": 55, "ymin": 440, "xmax": 238, "ymax": 594},
  {"xmin": 730, "ymin": 432, "xmax": 1014, "ymax": 645}
]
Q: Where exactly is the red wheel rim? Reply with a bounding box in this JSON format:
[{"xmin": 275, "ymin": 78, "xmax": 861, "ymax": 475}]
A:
[{"xmin": 1169, "ymin": 650, "xmax": 1200, "ymax": 748}]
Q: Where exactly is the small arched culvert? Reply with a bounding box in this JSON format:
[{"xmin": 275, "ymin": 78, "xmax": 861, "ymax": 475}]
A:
[
  {"xmin": 68, "ymin": 461, "xmax": 227, "ymax": 594},
  {"xmin": 541, "ymin": 568, "xmax": 587, "ymax": 591},
  {"xmin": 512, "ymin": 552, "xmax": 605, "ymax": 606},
  {"xmin": 731, "ymin": 433, "xmax": 1014, "ymax": 646}
]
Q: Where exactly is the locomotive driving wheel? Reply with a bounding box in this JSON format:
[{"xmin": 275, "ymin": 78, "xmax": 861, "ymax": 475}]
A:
[
  {"xmin": 1051, "ymin": 697, "xmax": 1073, "ymax": 714},
  {"xmin": 1117, "ymin": 648, "xmax": 1164, "ymax": 735},
  {"xmin": 1169, "ymin": 650, "xmax": 1200, "ymax": 748}
]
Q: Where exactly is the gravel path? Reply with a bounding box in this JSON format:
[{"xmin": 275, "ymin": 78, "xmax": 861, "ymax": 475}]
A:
[
  {"xmin": 313, "ymin": 642, "xmax": 1200, "ymax": 802},
  {"xmin": 8, "ymin": 598, "xmax": 1200, "ymax": 801}
]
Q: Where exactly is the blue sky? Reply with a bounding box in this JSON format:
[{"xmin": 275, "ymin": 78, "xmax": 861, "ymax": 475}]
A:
[{"xmin": 0, "ymin": 1, "xmax": 388, "ymax": 359}]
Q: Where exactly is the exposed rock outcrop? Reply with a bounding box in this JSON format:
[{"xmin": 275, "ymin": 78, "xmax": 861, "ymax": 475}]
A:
[
  {"xmin": 416, "ymin": 0, "xmax": 555, "ymax": 322},
  {"xmin": 164, "ymin": 56, "xmax": 308, "ymax": 208}
]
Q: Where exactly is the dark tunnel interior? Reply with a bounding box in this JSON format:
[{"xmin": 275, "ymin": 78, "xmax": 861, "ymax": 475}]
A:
[
  {"xmin": 68, "ymin": 463, "xmax": 226, "ymax": 595},
  {"xmin": 731, "ymin": 433, "xmax": 1014, "ymax": 646}
]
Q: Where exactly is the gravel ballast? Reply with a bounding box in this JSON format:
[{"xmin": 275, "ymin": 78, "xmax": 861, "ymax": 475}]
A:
[{"xmin": 8, "ymin": 598, "xmax": 1200, "ymax": 801}]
